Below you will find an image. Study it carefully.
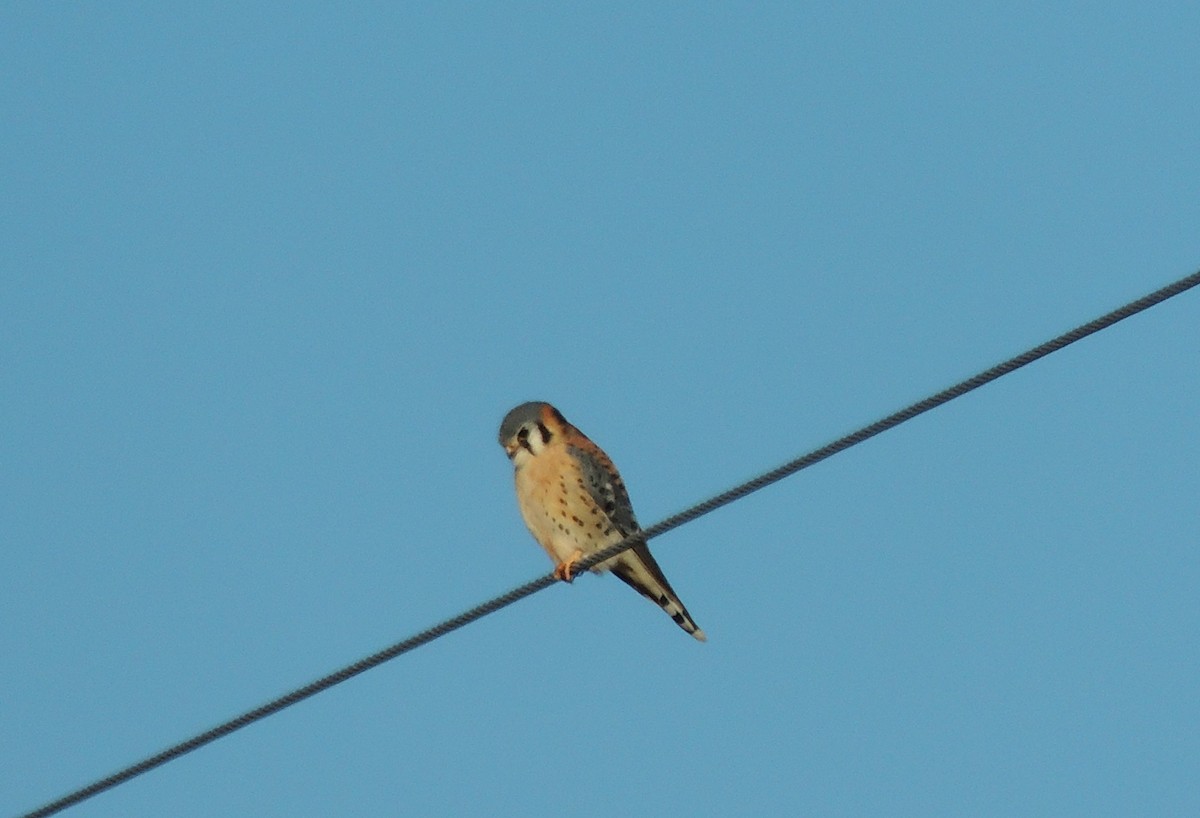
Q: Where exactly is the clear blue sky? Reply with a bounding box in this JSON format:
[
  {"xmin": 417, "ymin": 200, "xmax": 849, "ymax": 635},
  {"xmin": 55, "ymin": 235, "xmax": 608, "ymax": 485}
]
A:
[{"xmin": 3, "ymin": 5, "xmax": 1198, "ymax": 817}]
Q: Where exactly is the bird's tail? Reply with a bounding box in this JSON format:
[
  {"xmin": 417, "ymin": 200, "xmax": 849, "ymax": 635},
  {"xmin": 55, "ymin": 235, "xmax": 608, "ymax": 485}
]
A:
[{"xmin": 610, "ymin": 543, "xmax": 707, "ymax": 642}]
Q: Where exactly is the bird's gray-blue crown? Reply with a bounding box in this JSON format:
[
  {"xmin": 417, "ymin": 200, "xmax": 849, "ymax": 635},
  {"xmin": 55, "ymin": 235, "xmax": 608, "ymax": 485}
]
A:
[{"xmin": 498, "ymin": 401, "xmax": 552, "ymax": 444}]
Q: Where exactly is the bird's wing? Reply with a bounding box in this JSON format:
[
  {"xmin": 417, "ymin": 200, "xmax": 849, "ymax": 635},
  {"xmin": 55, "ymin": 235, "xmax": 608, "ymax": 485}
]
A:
[{"xmin": 571, "ymin": 443, "xmax": 706, "ymax": 641}]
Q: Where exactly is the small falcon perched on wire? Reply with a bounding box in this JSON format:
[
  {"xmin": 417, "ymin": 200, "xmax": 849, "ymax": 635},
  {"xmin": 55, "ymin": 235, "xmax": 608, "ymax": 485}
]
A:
[{"xmin": 498, "ymin": 401, "xmax": 706, "ymax": 641}]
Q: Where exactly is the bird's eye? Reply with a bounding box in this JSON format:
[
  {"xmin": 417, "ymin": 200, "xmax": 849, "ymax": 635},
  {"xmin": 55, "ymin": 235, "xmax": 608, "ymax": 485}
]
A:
[{"xmin": 517, "ymin": 427, "xmax": 530, "ymax": 442}]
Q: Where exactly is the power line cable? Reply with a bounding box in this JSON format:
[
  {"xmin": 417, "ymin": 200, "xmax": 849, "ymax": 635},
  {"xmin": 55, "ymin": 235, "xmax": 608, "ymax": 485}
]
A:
[{"xmin": 16, "ymin": 268, "xmax": 1200, "ymax": 818}]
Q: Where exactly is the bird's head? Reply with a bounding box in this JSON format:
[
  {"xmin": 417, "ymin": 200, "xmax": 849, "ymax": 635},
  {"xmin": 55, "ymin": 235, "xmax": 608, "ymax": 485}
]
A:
[{"xmin": 498, "ymin": 401, "xmax": 569, "ymax": 464}]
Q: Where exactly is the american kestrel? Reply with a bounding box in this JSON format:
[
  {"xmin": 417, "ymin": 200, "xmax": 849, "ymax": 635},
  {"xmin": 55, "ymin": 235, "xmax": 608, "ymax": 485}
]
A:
[{"xmin": 498, "ymin": 401, "xmax": 706, "ymax": 641}]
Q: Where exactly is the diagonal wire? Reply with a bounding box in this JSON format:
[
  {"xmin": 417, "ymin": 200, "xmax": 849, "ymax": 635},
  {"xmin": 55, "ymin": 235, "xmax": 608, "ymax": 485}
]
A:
[{"xmin": 16, "ymin": 268, "xmax": 1200, "ymax": 818}]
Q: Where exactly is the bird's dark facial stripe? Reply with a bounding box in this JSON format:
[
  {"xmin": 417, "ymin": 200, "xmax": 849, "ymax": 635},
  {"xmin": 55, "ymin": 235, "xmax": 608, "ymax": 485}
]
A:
[
  {"xmin": 536, "ymin": 422, "xmax": 552, "ymax": 445},
  {"xmin": 517, "ymin": 426, "xmax": 533, "ymax": 453}
]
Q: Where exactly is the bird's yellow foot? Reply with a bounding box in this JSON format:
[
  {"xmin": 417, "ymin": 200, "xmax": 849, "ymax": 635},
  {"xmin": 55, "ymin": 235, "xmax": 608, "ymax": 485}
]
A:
[{"xmin": 553, "ymin": 552, "xmax": 583, "ymax": 583}]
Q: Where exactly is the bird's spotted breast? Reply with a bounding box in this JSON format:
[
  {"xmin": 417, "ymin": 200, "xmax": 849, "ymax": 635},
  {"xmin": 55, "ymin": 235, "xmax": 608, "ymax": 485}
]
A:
[{"xmin": 514, "ymin": 442, "xmax": 622, "ymax": 567}]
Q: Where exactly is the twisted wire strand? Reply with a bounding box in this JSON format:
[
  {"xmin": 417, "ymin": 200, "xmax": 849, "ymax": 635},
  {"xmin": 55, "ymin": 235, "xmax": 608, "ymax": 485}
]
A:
[{"xmin": 17, "ymin": 268, "xmax": 1200, "ymax": 818}]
